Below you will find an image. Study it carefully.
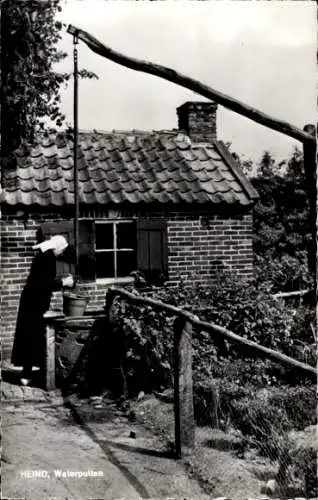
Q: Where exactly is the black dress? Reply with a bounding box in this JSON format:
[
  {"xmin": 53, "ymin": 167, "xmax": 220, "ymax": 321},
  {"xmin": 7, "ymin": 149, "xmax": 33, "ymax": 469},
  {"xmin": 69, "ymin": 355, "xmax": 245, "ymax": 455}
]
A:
[{"xmin": 11, "ymin": 250, "xmax": 63, "ymax": 370}]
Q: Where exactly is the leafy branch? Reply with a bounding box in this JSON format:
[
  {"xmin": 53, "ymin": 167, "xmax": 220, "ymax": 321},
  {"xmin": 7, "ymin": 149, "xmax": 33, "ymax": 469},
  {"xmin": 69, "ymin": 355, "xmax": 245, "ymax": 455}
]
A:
[{"xmin": 1, "ymin": 0, "xmax": 98, "ymax": 158}]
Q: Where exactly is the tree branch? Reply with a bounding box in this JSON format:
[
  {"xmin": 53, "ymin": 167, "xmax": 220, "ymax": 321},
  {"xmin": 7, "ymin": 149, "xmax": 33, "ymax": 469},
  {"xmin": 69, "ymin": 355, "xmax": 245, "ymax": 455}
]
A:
[{"xmin": 67, "ymin": 24, "xmax": 315, "ymax": 145}]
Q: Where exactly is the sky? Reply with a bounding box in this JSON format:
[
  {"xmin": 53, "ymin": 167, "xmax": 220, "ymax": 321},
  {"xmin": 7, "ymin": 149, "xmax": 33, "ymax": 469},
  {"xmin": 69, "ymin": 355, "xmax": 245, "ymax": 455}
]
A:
[{"xmin": 56, "ymin": 0, "xmax": 317, "ymax": 163}]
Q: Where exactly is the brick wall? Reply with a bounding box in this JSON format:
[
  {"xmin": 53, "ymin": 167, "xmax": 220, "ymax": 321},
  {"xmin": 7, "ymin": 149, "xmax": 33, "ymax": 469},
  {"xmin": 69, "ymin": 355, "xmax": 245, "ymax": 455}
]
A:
[
  {"xmin": 166, "ymin": 212, "xmax": 253, "ymax": 286},
  {"xmin": 1, "ymin": 208, "xmax": 253, "ymax": 360}
]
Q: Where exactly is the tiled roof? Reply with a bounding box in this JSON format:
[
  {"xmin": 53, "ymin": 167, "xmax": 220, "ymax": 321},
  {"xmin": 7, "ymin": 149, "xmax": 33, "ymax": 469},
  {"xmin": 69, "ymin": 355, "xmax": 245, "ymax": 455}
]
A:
[{"xmin": 2, "ymin": 130, "xmax": 258, "ymax": 207}]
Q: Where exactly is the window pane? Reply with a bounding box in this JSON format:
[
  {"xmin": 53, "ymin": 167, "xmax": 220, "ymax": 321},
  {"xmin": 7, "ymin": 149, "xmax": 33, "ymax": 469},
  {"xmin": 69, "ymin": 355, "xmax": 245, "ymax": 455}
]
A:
[
  {"xmin": 96, "ymin": 251, "xmax": 114, "ymax": 278},
  {"xmin": 117, "ymin": 251, "xmax": 136, "ymax": 277},
  {"xmin": 96, "ymin": 223, "xmax": 113, "ymax": 250},
  {"xmin": 117, "ymin": 222, "xmax": 136, "ymax": 249}
]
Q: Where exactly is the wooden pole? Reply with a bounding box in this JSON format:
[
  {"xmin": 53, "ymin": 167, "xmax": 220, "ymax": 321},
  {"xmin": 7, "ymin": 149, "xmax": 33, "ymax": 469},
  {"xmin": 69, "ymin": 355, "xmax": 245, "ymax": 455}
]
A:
[
  {"xmin": 44, "ymin": 321, "xmax": 56, "ymax": 391},
  {"xmin": 104, "ymin": 289, "xmax": 117, "ymax": 321},
  {"xmin": 71, "ymin": 30, "xmax": 80, "ymax": 273},
  {"xmin": 272, "ymin": 290, "xmax": 309, "ymax": 299},
  {"xmin": 173, "ymin": 317, "xmax": 195, "ymax": 458},
  {"xmin": 66, "ymin": 24, "xmax": 314, "ymax": 146},
  {"xmin": 43, "ymin": 312, "xmax": 65, "ymax": 391},
  {"xmin": 303, "ymin": 124, "xmax": 317, "ymax": 289}
]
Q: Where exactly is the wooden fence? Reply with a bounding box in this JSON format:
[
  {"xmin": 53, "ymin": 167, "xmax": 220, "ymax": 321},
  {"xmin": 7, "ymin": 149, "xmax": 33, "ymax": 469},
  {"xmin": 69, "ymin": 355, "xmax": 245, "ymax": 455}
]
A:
[
  {"xmin": 105, "ymin": 287, "xmax": 317, "ymax": 459},
  {"xmin": 43, "ymin": 287, "xmax": 316, "ymax": 457},
  {"xmin": 272, "ymin": 290, "xmax": 310, "ymax": 308}
]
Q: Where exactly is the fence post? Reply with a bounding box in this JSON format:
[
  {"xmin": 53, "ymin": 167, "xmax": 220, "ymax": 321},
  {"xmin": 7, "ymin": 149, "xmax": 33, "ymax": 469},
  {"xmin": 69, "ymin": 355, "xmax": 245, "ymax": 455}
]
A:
[
  {"xmin": 303, "ymin": 124, "xmax": 316, "ymax": 285},
  {"xmin": 43, "ymin": 312, "xmax": 65, "ymax": 391},
  {"xmin": 44, "ymin": 320, "xmax": 56, "ymax": 391},
  {"xmin": 173, "ymin": 316, "xmax": 195, "ymax": 458},
  {"xmin": 104, "ymin": 289, "xmax": 128, "ymax": 397},
  {"xmin": 104, "ymin": 288, "xmax": 116, "ymax": 320}
]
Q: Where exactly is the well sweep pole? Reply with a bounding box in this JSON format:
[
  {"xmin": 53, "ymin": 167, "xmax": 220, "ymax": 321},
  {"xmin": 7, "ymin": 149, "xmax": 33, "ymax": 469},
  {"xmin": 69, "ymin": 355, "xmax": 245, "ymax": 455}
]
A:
[{"xmin": 73, "ymin": 34, "xmax": 80, "ymax": 273}]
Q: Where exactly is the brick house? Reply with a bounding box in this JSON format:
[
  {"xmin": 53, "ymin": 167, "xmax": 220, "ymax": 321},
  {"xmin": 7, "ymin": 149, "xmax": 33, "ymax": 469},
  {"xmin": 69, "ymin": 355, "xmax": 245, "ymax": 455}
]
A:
[{"xmin": 1, "ymin": 101, "xmax": 258, "ymax": 359}]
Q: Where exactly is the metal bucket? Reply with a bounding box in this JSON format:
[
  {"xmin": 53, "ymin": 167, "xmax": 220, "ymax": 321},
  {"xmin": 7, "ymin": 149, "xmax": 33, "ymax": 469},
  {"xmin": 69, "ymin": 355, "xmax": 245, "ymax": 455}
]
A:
[{"xmin": 63, "ymin": 293, "xmax": 89, "ymax": 317}]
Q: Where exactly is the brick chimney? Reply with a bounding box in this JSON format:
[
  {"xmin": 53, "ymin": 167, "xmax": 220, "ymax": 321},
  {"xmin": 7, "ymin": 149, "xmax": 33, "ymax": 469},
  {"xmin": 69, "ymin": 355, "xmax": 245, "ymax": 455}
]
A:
[{"xmin": 177, "ymin": 101, "xmax": 218, "ymax": 143}]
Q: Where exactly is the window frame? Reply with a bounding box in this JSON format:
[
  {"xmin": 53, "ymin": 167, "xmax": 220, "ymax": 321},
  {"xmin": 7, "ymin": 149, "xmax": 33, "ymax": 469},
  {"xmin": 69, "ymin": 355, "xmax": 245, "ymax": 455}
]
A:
[{"xmin": 94, "ymin": 219, "xmax": 137, "ymax": 280}]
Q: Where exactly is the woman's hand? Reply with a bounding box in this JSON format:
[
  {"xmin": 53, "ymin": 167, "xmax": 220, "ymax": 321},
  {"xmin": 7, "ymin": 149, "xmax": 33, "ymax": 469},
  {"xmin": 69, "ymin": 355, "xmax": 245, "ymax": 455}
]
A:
[{"xmin": 62, "ymin": 275, "xmax": 74, "ymax": 288}]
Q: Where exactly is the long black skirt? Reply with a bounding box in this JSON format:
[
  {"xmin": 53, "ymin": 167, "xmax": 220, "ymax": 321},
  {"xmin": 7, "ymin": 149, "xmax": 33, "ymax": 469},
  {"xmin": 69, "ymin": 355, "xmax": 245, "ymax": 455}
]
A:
[{"xmin": 11, "ymin": 287, "xmax": 49, "ymax": 369}]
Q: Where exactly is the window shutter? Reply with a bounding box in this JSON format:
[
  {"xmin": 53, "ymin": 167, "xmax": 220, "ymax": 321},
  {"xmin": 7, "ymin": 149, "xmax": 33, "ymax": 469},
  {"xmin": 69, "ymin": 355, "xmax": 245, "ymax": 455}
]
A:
[
  {"xmin": 39, "ymin": 221, "xmax": 74, "ymax": 242},
  {"xmin": 78, "ymin": 219, "xmax": 96, "ymax": 281},
  {"xmin": 39, "ymin": 221, "xmax": 75, "ymax": 279},
  {"xmin": 137, "ymin": 218, "xmax": 168, "ymax": 284},
  {"xmin": 38, "ymin": 220, "xmax": 95, "ymax": 281}
]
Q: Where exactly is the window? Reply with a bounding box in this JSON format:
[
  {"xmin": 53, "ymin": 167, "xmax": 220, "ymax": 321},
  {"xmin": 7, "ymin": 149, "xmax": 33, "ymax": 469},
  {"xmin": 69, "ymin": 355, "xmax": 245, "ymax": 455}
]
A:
[
  {"xmin": 39, "ymin": 217, "xmax": 168, "ymax": 284},
  {"xmin": 95, "ymin": 220, "xmax": 137, "ymax": 278}
]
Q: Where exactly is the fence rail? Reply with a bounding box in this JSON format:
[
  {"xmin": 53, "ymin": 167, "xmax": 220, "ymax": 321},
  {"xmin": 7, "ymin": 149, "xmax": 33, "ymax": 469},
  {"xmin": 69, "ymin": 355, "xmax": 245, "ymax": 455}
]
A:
[
  {"xmin": 272, "ymin": 290, "xmax": 309, "ymax": 299},
  {"xmin": 105, "ymin": 287, "xmax": 317, "ymax": 458}
]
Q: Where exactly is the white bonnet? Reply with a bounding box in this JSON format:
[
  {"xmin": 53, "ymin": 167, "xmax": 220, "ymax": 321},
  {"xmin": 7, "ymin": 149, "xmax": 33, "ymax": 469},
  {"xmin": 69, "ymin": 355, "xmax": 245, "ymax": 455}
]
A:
[{"xmin": 32, "ymin": 235, "xmax": 69, "ymax": 255}]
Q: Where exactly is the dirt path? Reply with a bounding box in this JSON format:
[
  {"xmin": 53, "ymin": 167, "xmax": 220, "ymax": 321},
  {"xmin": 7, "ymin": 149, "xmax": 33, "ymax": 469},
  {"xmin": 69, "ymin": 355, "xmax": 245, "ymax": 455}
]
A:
[
  {"xmin": 2, "ymin": 400, "xmax": 144, "ymax": 499},
  {"xmin": 71, "ymin": 399, "xmax": 210, "ymax": 499},
  {"xmin": 2, "ymin": 382, "xmax": 210, "ymax": 500},
  {"xmin": 130, "ymin": 395, "xmax": 275, "ymax": 500}
]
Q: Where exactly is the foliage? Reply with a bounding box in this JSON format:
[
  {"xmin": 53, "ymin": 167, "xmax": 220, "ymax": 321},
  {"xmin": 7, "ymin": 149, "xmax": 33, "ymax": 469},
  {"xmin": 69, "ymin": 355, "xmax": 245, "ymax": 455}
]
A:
[
  {"xmin": 194, "ymin": 271, "xmax": 295, "ymax": 354},
  {"xmin": 269, "ymin": 386, "xmax": 317, "ymax": 431},
  {"xmin": 194, "ymin": 380, "xmax": 316, "ymax": 460},
  {"xmin": 232, "ymin": 146, "xmax": 313, "ymax": 291},
  {"xmin": 110, "ymin": 296, "xmax": 175, "ymax": 396},
  {"xmin": 194, "ymin": 375, "xmax": 317, "ymax": 495},
  {"xmin": 289, "ymin": 304, "xmax": 316, "ymax": 345},
  {"xmin": 194, "ymin": 379, "xmax": 251, "ymax": 427},
  {"xmin": 251, "ymin": 149, "xmax": 312, "ymax": 292},
  {"xmin": 190, "ymin": 272, "xmax": 316, "ymax": 385},
  {"xmin": 231, "ymin": 398, "xmax": 291, "ymax": 459},
  {"xmin": 254, "ymin": 253, "xmax": 311, "ymax": 294},
  {"xmin": 194, "ymin": 368, "xmax": 316, "ymax": 431},
  {"xmin": 293, "ymin": 447, "xmax": 318, "ymax": 498},
  {"xmin": 107, "ymin": 270, "xmax": 315, "ymax": 397},
  {"xmin": 1, "ymin": 0, "xmax": 97, "ymax": 160}
]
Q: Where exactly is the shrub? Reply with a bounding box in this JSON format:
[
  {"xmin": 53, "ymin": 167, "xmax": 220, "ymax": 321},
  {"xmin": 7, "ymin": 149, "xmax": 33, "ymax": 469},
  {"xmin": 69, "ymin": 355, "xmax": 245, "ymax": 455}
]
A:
[
  {"xmin": 287, "ymin": 432, "xmax": 318, "ymax": 498},
  {"xmin": 302, "ymin": 448, "xmax": 318, "ymax": 497},
  {"xmin": 193, "ymin": 380, "xmax": 316, "ymax": 461},
  {"xmin": 190, "ymin": 272, "xmax": 316, "ymax": 381},
  {"xmin": 289, "ymin": 304, "xmax": 316, "ymax": 345},
  {"xmin": 269, "ymin": 386, "xmax": 317, "ymax": 430},
  {"xmin": 254, "ymin": 253, "xmax": 312, "ymax": 294},
  {"xmin": 152, "ymin": 270, "xmax": 303, "ymax": 358},
  {"xmin": 197, "ymin": 271, "xmax": 295, "ymax": 353},
  {"xmin": 107, "ymin": 270, "xmax": 315, "ymax": 396},
  {"xmin": 110, "ymin": 296, "xmax": 175, "ymax": 396},
  {"xmin": 231, "ymin": 397, "xmax": 291, "ymax": 459},
  {"xmin": 193, "ymin": 379, "xmax": 253, "ymax": 427}
]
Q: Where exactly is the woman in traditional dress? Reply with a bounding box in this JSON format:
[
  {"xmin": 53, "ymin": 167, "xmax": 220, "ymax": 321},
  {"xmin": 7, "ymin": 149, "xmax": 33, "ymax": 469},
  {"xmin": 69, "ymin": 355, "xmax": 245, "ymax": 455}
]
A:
[{"xmin": 11, "ymin": 235, "xmax": 74, "ymax": 385}]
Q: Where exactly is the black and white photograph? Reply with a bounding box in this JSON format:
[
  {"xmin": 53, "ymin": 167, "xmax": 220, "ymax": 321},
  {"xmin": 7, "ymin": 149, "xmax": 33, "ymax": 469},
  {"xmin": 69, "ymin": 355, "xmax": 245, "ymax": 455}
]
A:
[{"xmin": 1, "ymin": 1, "xmax": 317, "ymax": 499}]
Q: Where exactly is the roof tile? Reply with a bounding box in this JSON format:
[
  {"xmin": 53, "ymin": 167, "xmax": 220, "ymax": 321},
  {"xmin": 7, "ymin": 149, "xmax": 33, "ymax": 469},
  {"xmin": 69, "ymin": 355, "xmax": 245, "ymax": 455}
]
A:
[{"xmin": 2, "ymin": 131, "xmax": 258, "ymax": 206}]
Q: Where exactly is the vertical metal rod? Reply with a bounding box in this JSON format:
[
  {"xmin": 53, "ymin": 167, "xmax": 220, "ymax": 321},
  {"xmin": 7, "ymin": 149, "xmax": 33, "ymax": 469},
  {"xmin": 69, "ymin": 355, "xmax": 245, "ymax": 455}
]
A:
[{"xmin": 73, "ymin": 36, "xmax": 80, "ymax": 273}]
